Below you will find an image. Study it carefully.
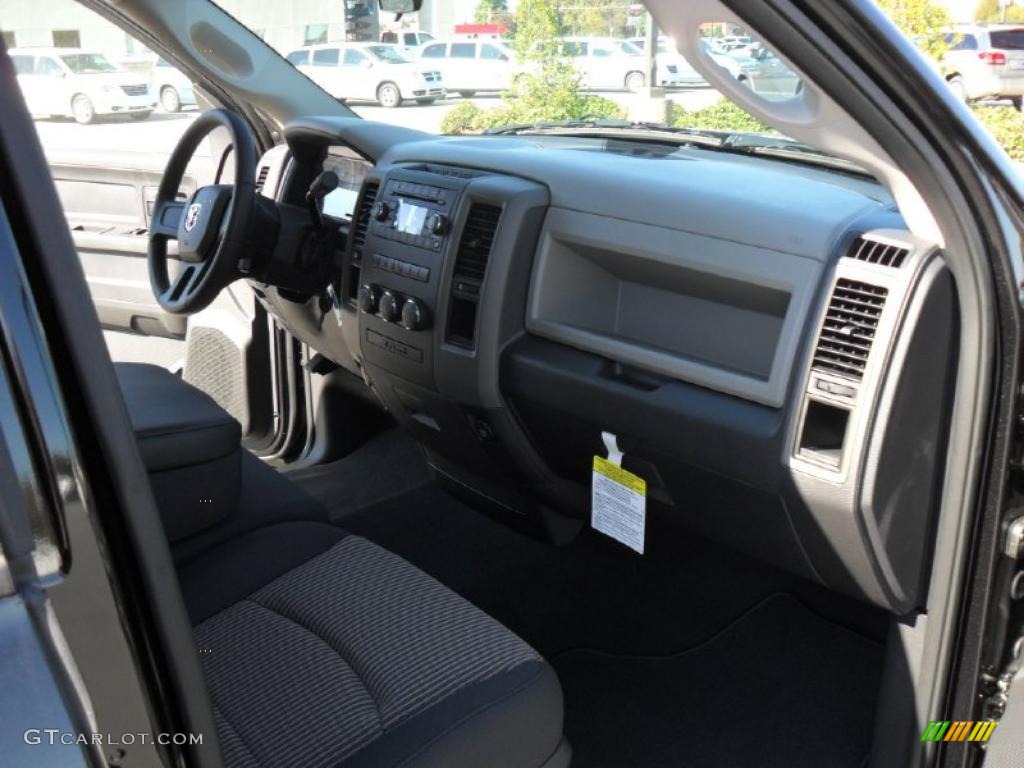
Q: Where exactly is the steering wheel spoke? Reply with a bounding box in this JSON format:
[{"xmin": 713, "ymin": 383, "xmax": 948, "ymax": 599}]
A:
[
  {"xmin": 151, "ymin": 200, "xmax": 185, "ymax": 239},
  {"xmin": 147, "ymin": 108, "xmax": 257, "ymax": 316}
]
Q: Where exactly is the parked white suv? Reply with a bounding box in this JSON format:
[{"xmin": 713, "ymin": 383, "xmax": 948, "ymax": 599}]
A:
[
  {"xmin": 9, "ymin": 48, "xmax": 155, "ymax": 124},
  {"xmin": 286, "ymin": 43, "xmax": 444, "ymax": 107},
  {"xmin": 419, "ymin": 39, "xmax": 516, "ymax": 97},
  {"xmin": 942, "ymin": 24, "xmax": 1024, "ymax": 108}
]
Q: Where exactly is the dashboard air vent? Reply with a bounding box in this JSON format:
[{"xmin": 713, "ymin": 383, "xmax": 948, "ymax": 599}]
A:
[
  {"xmin": 255, "ymin": 165, "xmax": 270, "ymax": 193},
  {"xmin": 847, "ymin": 236, "xmax": 909, "ymax": 268},
  {"xmin": 453, "ymin": 203, "xmax": 502, "ymax": 283},
  {"xmin": 352, "ymin": 181, "xmax": 379, "ymax": 250},
  {"xmin": 811, "ymin": 278, "xmax": 888, "ymax": 380}
]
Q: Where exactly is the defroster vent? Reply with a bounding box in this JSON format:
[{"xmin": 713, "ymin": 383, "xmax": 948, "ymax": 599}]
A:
[
  {"xmin": 847, "ymin": 236, "xmax": 909, "ymax": 268},
  {"xmin": 255, "ymin": 165, "xmax": 270, "ymax": 193},
  {"xmin": 811, "ymin": 278, "xmax": 888, "ymax": 380},
  {"xmin": 352, "ymin": 181, "xmax": 379, "ymax": 250}
]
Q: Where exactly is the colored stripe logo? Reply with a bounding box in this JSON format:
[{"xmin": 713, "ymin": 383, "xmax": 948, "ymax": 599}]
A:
[{"xmin": 920, "ymin": 721, "xmax": 997, "ymax": 742}]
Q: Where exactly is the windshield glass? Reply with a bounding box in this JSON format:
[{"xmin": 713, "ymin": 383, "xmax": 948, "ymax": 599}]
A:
[
  {"xmin": 367, "ymin": 45, "xmax": 410, "ymax": 63},
  {"xmin": 61, "ymin": 53, "xmax": 118, "ymax": 74}
]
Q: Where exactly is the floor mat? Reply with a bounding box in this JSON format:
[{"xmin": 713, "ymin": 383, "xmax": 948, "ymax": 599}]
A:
[
  {"xmin": 286, "ymin": 428, "xmax": 432, "ymax": 520},
  {"xmin": 553, "ymin": 594, "xmax": 884, "ymax": 768}
]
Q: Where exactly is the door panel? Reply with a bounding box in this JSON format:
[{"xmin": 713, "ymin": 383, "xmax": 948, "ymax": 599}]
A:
[{"xmin": 48, "ymin": 148, "xmax": 200, "ymax": 340}]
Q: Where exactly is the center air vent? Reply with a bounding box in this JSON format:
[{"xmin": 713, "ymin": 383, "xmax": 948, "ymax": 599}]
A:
[
  {"xmin": 453, "ymin": 203, "xmax": 502, "ymax": 284},
  {"xmin": 847, "ymin": 236, "xmax": 909, "ymax": 268},
  {"xmin": 352, "ymin": 181, "xmax": 379, "ymax": 250},
  {"xmin": 811, "ymin": 278, "xmax": 888, "ymax": 380},
  {"xmin": 255, "ymin": 165, "xmax": 270, "ymax": 193}
]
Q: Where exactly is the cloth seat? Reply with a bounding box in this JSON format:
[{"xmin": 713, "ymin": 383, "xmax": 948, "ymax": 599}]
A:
[
  {"xmin": 179, "ymin": 522, "xmax": 569, "ymax": 768},
  {"xmin": 114, "ymin": 362, "xmax": 242, "ymax": 542}
]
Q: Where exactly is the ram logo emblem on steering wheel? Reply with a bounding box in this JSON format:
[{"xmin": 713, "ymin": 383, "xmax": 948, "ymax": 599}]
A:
[{"xmin": 184, "ymin": 203, "xmax": 202, "ymax": 233}]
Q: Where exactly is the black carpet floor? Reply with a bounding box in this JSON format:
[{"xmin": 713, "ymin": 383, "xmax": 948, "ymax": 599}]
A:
[{"xmin": 288, "ymin": 431, "xmax": 887, "ymax": 768}]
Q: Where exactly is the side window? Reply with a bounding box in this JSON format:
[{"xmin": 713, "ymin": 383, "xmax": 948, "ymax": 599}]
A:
[
  {"xmin": 312, "ymin": 48, "xmax": 340, "ymax": 66},
  {"xmin": 343, "ymin": 49, "xmax": 366, "ymax": 66},
  {"xmin": 958, "ymin": 34, "xmax": 978, "ymax": 51},
  {"xmin": 563, "ymin": 41, "xmax": 587, "ymax": 57},
  {"xmin": 37, "ymin": 57, "xmax": 63, "ymax": 76},
  {"xmin": 286, "ymin": 50, "xmax": 310, "ymax": 65},
  {"xmin": 592, "ymin": 46, "xmax": 612, "ymax": 58},
  {"xmin": 481, "ymin": 44, "xmax": 508, "ymax": 61},
  {"xmin": 422, "ymin": 44, "xmax": 446, "ymax": 59},
  {"xmin": 11, "ymin": 55, "xmax": 34, "ymax": 75},
  {"xmin": 404, "ymin": 33, "xmax": 417, "ymax": 46},
  {"xmin": 451, "ymin": 43, "xmax": 476, "ymax": 59}
]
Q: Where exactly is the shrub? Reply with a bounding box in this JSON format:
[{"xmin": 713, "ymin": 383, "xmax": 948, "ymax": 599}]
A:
[
  {"xmin": 669, "ymin": 99, "xmax": 774, "ymax": 134},
  {"xmin": 439, "ymin": 102, "xmax": 483, "ymax": 135},
  {"xmin": 970, "ymin": 105, "xmax": 1024, "ymax": 161}
]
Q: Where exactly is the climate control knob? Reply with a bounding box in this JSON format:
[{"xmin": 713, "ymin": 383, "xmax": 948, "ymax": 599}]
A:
[
  {"xmin": 400, "ymin": 297, "xmax": 430, "ymax": 331},
  {"xmin": 378, "ymin": 289, "xmax": 401, "ymax": 323},
  {"xmin": 426, "ymin": 212, "xmax": 448, "ymax": 235},
  {"xmin": 372, "ymin": 201, "xmax": 391, "ymax": 222},
  {"xmin": 357, "ymin": 283, "xmax": 380, "ymax": 314}
]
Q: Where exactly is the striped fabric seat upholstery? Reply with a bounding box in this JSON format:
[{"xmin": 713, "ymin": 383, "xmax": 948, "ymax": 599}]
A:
[{"xmin": 193, "ymin": 534, "xmax": 565, "ymax": 768}]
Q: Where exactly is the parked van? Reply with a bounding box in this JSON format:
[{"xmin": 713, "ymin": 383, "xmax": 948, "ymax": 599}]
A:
[{"xmin": 418, "ymin": 39, "xmax": 516, "ymax": 97}]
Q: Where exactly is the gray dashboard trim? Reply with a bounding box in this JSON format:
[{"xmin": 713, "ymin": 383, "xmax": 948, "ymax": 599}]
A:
[{"xmin": 527, "ymin": 207, "xmax": 824, "ymax": 408}]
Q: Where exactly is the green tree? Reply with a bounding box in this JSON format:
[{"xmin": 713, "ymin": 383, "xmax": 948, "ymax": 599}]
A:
[
  {"xmin": 976, "ymin": 0, "xmax": 1024, "ymax": 22},
  {"xmin": 875, "ymin": 0, "xmax": 954, "ymax": 60},
  {"xmin": 474, "ymin": 0, "xmax": 511, "ymax": 24},
  {"xmin": 561, "ymin": 0, "xmax": 629, "ymax": 37},
  {"xmin": 442, "ymin": 0, "xmax": 624, "ymax": 133}
]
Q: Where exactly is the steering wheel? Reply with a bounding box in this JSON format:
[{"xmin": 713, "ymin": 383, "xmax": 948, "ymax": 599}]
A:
[{"xmin": 148, "ymin": 109, "xmax": 257, "ymax": 315}]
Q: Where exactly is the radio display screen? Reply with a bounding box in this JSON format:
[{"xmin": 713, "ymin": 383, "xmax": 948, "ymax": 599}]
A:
[{"xmin": 395, "ymin": 200, "xmax": 429, "ymax": 235}]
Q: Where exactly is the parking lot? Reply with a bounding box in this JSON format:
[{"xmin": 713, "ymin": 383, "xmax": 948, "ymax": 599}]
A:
[{"xmin": 31, "ymin": 89, "xmax": 725, "ymax": 154}]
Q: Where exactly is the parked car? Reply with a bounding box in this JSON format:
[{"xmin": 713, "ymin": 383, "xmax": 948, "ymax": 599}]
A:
[
  {"xmin": 627, "ymin": 37, "xmax": 708, "ymax": 87},
  {"xmin": 286, "ymin": 43, "xmax": 444, "ymax": 107},
  {"xmin": 418, "ymin": 38, "xmax": 516, "ymax": 97},
  {"xmin": 151, "ymin": 57, "xmax": 197, "ymax": 113},
  {"xmin": 559, "ymin": 37, "xmax": 651, "ymax": 91},
  {"xmin": 941, "ymin": 24, "xmax": 1024, "ymax": 108},
  {"xmin": 381, "ymin": 29, "xmax": 436, "ymax": 55},
  {"xmin": 8, "ymin": 48, "xmax": 155, "ymax": 124}
]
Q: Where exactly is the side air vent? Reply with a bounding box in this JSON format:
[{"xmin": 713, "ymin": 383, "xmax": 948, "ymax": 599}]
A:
[
  {"xmin": 811, "ymin": 278, "xmax": 888, "ymax": 380},
  {"xmin": 453, "ymin": 203, "xmax": 502, "ymax": 283},
  {"xmin": 352, "ymin": 181, "xmax": 379, "ymax": 250},
  {"xmin": 847, "ymin": 236, "xmax": 909, "ymax": 268},
  {"xmin": 255, "ymin": 165, "xmax": 270, "ymax": 193},
  {"xmin": 447, "ymin": 202, "xmax": 503, "ymax": 350}
]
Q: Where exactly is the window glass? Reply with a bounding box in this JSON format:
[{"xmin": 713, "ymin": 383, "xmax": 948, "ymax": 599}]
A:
[
  {"xmin": 451, "ymin": 43, "xmax": 476, "ymax": 59},
  {"xmin": 481, "ymin": 44, "xmax": 507, "ymax": 61},
  {"xmin": 60, "ymin": 53, "xmax": 117, "ymax": 74},
  {"xmin": 312, "ymin": 47, "xmax": 339, "ymax": 66},
  {"xmin": 592, "ymin": 46, "xmax": 613, "ymax": 58},
  {"xmin": 990, "ymin": 29, "xmax": 1024, "ymax": 50},
  {"xmin": 38, "ymin": 57, "xmax": 64, "ymax": 76},
  {"xmin": 563, "ymin": 41, "xmax": 587, "ymax": 56},
  {"xmin": 10, "ymin": 54, "xmax": 33, "ymax": 75},
  {"xmin": 286, "ymin": 50, "xmax": 310, "ymax": 65},
  {"xmin": 51, "ymin": 29, "xmax": 80, "ymax": 48},
  {"xmin": 421, "ymin": 43, "xmax": 446, "ymax": 59},
  {"xmin": 367, "ymin": 45, "xmax": 408, "ymax": 63},
  {"xmin": 304, "ymin": 23, "xmax": 328, "ymax": 45},
  {"xmin": 343, "ymin": 49, "xmax": 366, "ymax": 66}
]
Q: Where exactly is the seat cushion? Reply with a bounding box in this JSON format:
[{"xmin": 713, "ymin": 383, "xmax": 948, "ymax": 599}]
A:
[
  {"xmin": 114, "ymin": 362, "xmax": 240, "ymax": 472},
  {"xmin": 186, "ymin": 526, "xmax": 566, "ymax": 768}
]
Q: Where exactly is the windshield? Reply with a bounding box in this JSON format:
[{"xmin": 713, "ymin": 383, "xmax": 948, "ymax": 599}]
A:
[
  {"xmin": 367, "ymin": 45, "xmax": 410, "ymax": 63},
  {"xmin": 60, "ymin": 53, "xmax": 118, "ymax": 74}
]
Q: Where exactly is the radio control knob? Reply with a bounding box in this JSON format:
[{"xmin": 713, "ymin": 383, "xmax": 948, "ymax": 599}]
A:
[
  {"xmin": 372, "ymin": 201, "xmax": 391, "ymax": 221},
  {"xmin": 378, "ymin": 289, "xmax": 401, "ymax": 322},
  {"xmin": 426, "ymin": 212, "xmax": 448, "ymax": 235},
  {"xmin": 357, "ymin": 283, "xmax": 380, "ymax": 314},
  {"xmin": 400, "ymin": 297, "xmax": 429, "ymax": 331}
]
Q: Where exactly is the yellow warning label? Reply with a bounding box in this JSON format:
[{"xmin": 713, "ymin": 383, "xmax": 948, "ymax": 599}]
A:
[{"xmin": 593, "ymin": 456, "xmax": 646, "ymax": 495}]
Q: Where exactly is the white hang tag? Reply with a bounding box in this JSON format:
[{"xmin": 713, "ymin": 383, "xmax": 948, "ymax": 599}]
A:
[{"xmin": 591, "ymin": 432, "xmax": 646, "ymax": 554}]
